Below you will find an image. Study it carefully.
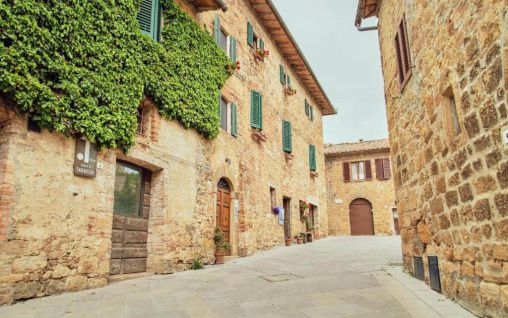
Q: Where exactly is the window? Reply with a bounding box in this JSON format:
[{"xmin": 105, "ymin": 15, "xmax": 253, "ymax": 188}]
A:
[
  {"xmin": 137, "ymin": 0, "xmax": 160, "ymax": 41},
  {"xmin": 114, "ymin": 162, "xmax": 150, "ymax": 217},
  {"xmin": 309, "ymin": 144, "xmax": 316, "ymax": 171},
  {"xmin": 394, "ymin": 15, "xmax": 411, "ymax": 89},
  {"xmin": 270, "ymin": 187, "xmax": 276, "ymax": 208},
  {"xmin": 247, "ymin": 22, "xmax": 264, "ymax": 50},
  {"xmin": 250, "ymin": 90, "xmax": 262, "ymax": 129},
  {"xmin": 27, "ymin": 118, "xmax": 41, "ymax": 133},
  {"xmin": 219, "ymin": 94, "xmax": 238, "ymax": 137},
  {"xmin": 279, "ymin": 65, "xmax": 292, "ymax": 88},
  {"xmin": 219, "ymin": 29, "xmax": 228, "ymax": 52},
  {"xmin": 136, "ymin": 107, "xmax": 146, "ymax": 136},
  {"xmin": 214, "ymin": 17, "xmax": 237, "ymax": 63},
  {"xmin": 282, "ymin": 120, "xmax": 292, "ymax": 153},
  {"xmin": 305, "ymin": 99, "xmax": 314, "ymax": 121},
  {"xmin": 343, "ymin": 161, "xmax": 372, "ymax": 182},
  {"xmin": 375, "ymin": 158, "xmax": 392, "ymax": 180}
]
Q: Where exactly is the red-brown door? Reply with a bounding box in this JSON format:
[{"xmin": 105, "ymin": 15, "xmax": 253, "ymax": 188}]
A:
[
  {"xmin": 216, "ymin": 179, "xmax": 231, "ymax": 256},
  {"xmin": 349, "ymin": 198, "xmax": 374, "ymax": 236}
]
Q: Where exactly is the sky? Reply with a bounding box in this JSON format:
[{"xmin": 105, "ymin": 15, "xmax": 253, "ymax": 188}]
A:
[{"xmin": 271, "ymin": 0, "xmax": 387, "ymax": 144}]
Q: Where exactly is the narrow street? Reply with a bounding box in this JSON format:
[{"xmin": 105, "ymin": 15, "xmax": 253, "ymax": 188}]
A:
[{"xmin": 0, "ymin": 237, "xmax": 474, "ymax": 318}]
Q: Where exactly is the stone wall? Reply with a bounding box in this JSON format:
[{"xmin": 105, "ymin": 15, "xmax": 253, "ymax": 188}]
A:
[
  {"xmin": 326, "ymin": 149, "xmax": 396, "ymax": 236},
  {"xmin": 0, "ymin": 0, "xmax": 330, "ymax": 304},
  {"xmin": 376, "ymin": 0, "xmax": 507, "ymax": 316}
]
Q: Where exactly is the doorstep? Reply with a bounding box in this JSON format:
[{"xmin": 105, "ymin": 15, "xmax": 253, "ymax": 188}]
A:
[{"xmin": 108, "ymin": 272, "xmax": 154, "ymax": 283}]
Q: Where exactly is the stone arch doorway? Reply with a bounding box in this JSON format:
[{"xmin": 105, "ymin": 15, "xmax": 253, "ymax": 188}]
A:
[
  {"xmin": 216, "ymin": 177, "xmax": 232, "ymax": 256},
  {"xmin": 349, "ymin": 198, "xmax": 374, "ymax": 236}
]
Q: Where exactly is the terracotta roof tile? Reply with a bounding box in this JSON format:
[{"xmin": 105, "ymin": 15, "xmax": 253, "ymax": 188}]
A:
[{"xmin": 325, "ymin": 138, "xmax": 390, "ymax": 156}]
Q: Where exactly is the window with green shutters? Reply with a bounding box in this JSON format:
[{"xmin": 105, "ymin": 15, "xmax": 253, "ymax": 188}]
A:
[
  {"xmin": 231, "ymin": 103, "xmax": 238, "ymax": 137},
  {"xmin": 250, "ymin": 90, "xmax": 262, "ymax": 129},
  {"xmin": 137, "ymin": 0, "xmax": 160, "ymax": 41},
  {"xmin": 309, "ymin": 144, "xmax": 317, "ymax": 171},
  {"xmin": 305, "ymin": 99, "xmax": 310, "ymax": 117},
  {"xmin": 247, "ymin": 22, "xmax": 254, "ymax": 46},
  {"xmin": 214, "ymin": 14, "xmax": 221, "ymax": 45},
  {"xmin": 229, "ymin": 37, "xmax": 237, "ymax": 63},
  {"xmin": 280, "ymin": 65, "xmax": 286, "ymax": 85},
  {"xmin": 282, "ymin": 120, "xmax": 292, "ymax": 153}
]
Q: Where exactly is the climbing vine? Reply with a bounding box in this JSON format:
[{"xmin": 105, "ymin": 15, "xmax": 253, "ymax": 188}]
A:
[{"xmin": 0, "ymin": 0, "xmax": 229, "ymax": 151}]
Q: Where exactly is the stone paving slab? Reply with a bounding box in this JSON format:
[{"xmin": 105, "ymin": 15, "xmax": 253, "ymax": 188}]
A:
[{"xmin": 0, "ymin": 237, "xmax": 476, "ymax": 318}]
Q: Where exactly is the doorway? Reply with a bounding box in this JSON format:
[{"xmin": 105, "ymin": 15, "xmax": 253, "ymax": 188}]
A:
[
  {"xmin": 110, "ymin": 161, "xmax": 152, "ymax": 275},
  {"xmin": 216, "ymin": 178, "xmax": 231, "ymax": 256},
  {"xmin": 392, "ymin": 208, "xmax": 400, "ymax": 235},
  {"xmin": 349, "ymin": 198, "xmax": 374, "ymax": 235},
  {"xmin": 283, "ymin": 197, "xmax": 291, "ymax": 238}
]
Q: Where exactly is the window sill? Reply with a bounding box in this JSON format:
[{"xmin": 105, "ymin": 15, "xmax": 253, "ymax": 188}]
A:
[
  {"xmin": 284, "ymin": 87, "xmax": 297, "ymax": 96},
  {"xmin": 251, "ymin": 128, "xmax": 267, "ymax": 142},
  {"xmin": 284, "ymin": 152, "xmax": 294, "ymax": 160}
]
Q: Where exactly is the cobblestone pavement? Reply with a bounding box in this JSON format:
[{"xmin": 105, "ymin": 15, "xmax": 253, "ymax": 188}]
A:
[{"xmin": 0, "ymin": 236, "xmax": 476, "ymax": 318}]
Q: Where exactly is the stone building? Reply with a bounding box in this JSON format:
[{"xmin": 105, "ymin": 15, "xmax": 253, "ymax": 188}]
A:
[
  {"xmin": 355, "ymin": 0, "xmax": 507, "ymax": 316},
  {"xmin": 325, "ymin": 139, "xmax": 397, "ymax": 236},
  {"xmin": 0, "ymin": 0, "xmax": 336, "ymax": 304}
]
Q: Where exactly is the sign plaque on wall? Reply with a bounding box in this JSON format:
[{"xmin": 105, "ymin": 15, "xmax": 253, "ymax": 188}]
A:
[{"xmin": 73, "ymin": 139, "xmax": 98, "ymax": 178}]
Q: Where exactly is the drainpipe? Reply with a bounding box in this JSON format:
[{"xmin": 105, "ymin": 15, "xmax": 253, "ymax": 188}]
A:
[{"xmin": 356, "ymin": 22, "xmax": 378, "ymax": 32}]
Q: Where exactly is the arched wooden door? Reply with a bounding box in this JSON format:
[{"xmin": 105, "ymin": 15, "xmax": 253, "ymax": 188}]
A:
[
  {"xmin": 349, "ymin": 198, "xmax": 374, "ymax": 235},
  {"xmin": 216, "ymin": 178, "xmax": 231, "ymax": 256}
]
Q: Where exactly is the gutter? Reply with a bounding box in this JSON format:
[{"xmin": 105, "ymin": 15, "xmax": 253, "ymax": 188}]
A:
[
  {"xmin": 214, "ymin": 0, "xmax": 228, "ymax": 12},
  {"xmin": 266, "ymin": 0, "xmax": 337, "ymax": 115},
  {"xmin": 355, "ymin": 0, "xmax": 378, "ymax": 31}
]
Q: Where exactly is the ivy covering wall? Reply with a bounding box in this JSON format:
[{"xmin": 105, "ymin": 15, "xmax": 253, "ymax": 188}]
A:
[{"xmin": 0, "ymin": 0, "xmax": 229, "ymax": 150}]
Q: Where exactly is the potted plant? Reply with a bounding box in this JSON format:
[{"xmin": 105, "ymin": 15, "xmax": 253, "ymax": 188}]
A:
[
  {"xmin": 300, "ymin": 232, "xmax": 307, "ymax": 244},
  {"xmin": 285, "ymin": 86, "xmax": 297, "ymax": 96},
  {"xmin": 254, "ymin": 48, "xmax": 269, "ymax": 61},
  {"xmin": 226, "ymin": 61, "xmax": 240, "ymax": 75},
  {"xmin": 296, "ymin": 235, "xmax": 303, "ymax": 244},
  {"xmin": 285, "ymin": 236, "xmax": 292, "ymax": 246},
  {"xmin": 213, "ymin": 227, "xmax": 231, "ymax": 265}
]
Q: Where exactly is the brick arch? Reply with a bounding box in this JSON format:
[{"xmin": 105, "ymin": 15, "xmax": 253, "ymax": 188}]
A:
[{"xmin": 213, "ymin": 164, "xmax": 237, "ymax": 194}]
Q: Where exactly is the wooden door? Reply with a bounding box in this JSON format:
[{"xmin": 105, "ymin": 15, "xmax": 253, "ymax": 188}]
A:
[
  {"xmin": 110, "ymin": 162, "xmax": 151, "ymax": 275},
  {"xmin": 216, "ymin": 179, "xmax": 231, "ymax": 256},
  {"xmin": 349, "ymin": 198, "xmax": 374, "ymax": 236},
  {"xmin": 283, "ymin": 198, "xmax": 291, "ymax": 238}
]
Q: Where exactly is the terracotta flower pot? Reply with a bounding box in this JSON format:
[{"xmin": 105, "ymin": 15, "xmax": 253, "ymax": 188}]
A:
[
  {"xmin": 285, "ymin": 238, "xmax": 292, "ymax": 246},
  {"xmin": 296, "ymin": 237, "xmax": 303, "ymax": 244},
  {"xmin": 215, "ymin": 252, "xmax": 225, "ymax": 265}
]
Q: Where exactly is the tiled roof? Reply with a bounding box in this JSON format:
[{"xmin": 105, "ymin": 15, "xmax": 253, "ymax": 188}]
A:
[{"xmin": 325, "ymin": 138, "xmax": 390, "ymax": 156}]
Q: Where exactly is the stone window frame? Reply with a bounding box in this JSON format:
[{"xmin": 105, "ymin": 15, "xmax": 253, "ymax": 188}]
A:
[{"xmin": 442, "ymin": 85, "xmax": 465, "ymax": 143}]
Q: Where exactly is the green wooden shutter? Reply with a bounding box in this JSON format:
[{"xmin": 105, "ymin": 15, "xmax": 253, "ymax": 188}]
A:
[
  {"xmin": 230, "ymin": 37, "xmax": 237, "ymax": 63},
  {"xmin": 279, "ymin": 65, "xmax": 285, "ymax": 84},
  {"xmin": 231, "ymin": 103, "xmax": 238, "ymax": 137},
  {"xmin": 305, "ymin": 99, "xmax": 310, "ymax": 117},
  {"xmin": 309, "ymin": 145, "xmax": 316, "ymax": 171},
  {"xmin": 310, "ymin": 106, "xmax": 314, "ymax": 121},
  {"xmin": 282, "ymin": 120, "xmax": 292, "ymax": 153},
  {"xmin": 286, "ymin": 75, "xmax": 291, "ymax": 88},
  {"xmin": 259, "ymin": 38, "xmax": 265, "ymax": 49},
  {"xmin": 214, "ymin": 14, "xmax": 221, "ymax": 45},
  {"xmin": 250, "ymin": 91, "xmax": 262, "ymax": 129},
  {"xmin": 247, "ymin": 22, "xmax": 254, "ymax": 46},
  {"xmin": 137, "ymin": 0, "xmax": 160, "ymax": 40}
]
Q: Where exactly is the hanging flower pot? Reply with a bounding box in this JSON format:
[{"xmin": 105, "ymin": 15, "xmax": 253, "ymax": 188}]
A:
[{"xmin": 254, "ymin": 48, "xmax": 269, "ymax": 62}]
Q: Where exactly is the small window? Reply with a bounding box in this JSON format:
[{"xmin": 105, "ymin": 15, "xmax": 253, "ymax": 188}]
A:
[
  {"xmin": 443, "ymin": 87, "xmax": 462, "ymax": 138},
  {"xmin": 270, "ymin": 187, "xmax": 276, "ymax": 209},
  {"xmin": 137, "ymin": 0, "xmax": 160, "ymax": 41},
  {"xmin": 137, "ymin": 107, "xmax": 146, "ymax": 136},
  {"xmin": 309, "ymin": 144, "xmax": 317, "ymax": 171},
  {"xmin": 113, "ymin": 162, "xmax": 150, "ymax": 217},
  {"xmin": 219, "ymin": 29, "xmax": 228, "ymax": 52},
  {"xmin": 351, "ymin": 161, "xmax": 366, "ymax": 181},
  {"xmin": 27, "ymin": 118, "xmax": 41, "ymax": 133},
  {"xmin": 394, "ymin": 15, "xmax": 411, "ymax": 89},
  {"xmin": 219, "ymin": 94, "xmax": 238, "ymax": 137}
]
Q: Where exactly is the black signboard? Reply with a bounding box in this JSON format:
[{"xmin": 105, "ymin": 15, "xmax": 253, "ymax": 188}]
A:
[{"xmin": 73, "ymin": 139, "xmax": 97, "ymax": 178}]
